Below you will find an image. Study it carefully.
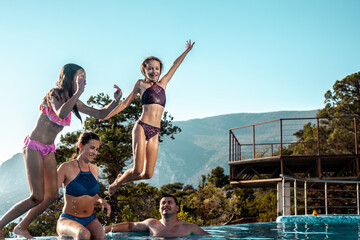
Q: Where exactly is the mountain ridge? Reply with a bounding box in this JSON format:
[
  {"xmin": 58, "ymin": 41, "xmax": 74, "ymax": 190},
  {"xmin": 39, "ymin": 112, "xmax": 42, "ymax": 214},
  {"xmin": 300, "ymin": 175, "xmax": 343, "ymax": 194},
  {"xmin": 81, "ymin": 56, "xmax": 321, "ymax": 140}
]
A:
[{"xmin": 0, "ymin": 110, "xmax": 318, "ymax": 215}]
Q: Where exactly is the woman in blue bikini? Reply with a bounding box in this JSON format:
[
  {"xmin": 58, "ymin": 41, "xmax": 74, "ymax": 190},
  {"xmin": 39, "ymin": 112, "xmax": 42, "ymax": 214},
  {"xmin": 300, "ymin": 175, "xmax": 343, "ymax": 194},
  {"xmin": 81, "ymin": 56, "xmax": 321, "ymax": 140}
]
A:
[
  {"xmin": 102, "ymin": 40, "xmax": 195, "ymax": 195},
  {"xmin": 0, "ymin": 64, "xmax": 121, "ymax": 239},
  {"xmin": 57, "ymin": 131, "xmax": 110, "ymax": 239}
]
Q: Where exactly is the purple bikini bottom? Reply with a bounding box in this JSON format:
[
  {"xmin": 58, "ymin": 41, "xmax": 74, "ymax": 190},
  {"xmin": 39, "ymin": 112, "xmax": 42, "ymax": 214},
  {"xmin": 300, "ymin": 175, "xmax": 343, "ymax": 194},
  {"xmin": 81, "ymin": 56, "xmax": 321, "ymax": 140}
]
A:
[{"xmin": 138, "ymin": 120, "xmax": 160, "ymax": 140}]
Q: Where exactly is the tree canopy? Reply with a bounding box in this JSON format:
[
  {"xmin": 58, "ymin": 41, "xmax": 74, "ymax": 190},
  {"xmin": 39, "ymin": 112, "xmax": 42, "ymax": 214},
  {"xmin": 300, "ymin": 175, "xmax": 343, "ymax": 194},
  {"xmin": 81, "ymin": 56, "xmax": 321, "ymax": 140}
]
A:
[
  {"xmin": 319, "ymin": 72, "xmax": 360, "ymax": 118},
  {"xmin": 287, "ymin": 71, "xmax": 360, "ymax": 156}
]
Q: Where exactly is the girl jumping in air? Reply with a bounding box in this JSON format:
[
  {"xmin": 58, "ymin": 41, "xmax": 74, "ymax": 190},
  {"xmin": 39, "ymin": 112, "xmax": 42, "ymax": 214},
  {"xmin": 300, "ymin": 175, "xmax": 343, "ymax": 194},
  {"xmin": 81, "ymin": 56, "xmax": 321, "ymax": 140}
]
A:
[
  {"xmin": 102, "ymin": 40, "xmax": 195, "ymax": 195},
  {"xmin": 0, "ymin": 63, "xmax": 121, "ymax": 239}
]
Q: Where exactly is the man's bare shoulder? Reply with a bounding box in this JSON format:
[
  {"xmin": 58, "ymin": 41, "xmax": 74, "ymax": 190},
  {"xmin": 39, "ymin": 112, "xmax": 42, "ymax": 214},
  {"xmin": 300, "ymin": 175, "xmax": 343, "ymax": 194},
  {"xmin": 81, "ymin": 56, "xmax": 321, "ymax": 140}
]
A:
[
  {"xmin": 181, "ymin": 221, "xmax": 210, "ymax": 235},
  {"xmin": 181, "ymin": 221, "xmax": 198, "ymax": 228},
  {"xmin": 143, "ymin": 218, "xmax": 160, "ymax": 225},
  {"xmin": 129, "ymin": 219, "xmax": 159, "ymax": 232}
]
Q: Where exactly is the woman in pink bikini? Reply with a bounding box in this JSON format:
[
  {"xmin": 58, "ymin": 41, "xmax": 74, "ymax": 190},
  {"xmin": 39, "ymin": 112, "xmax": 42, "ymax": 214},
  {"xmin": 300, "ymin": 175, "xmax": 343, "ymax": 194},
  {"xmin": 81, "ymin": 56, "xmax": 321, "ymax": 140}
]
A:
[
  {"xmin": 0, "ymin": 63, "xmax": 122, "ymax": 239},
  {"xmin": 102, "ymin": 40, "xmax": 195, "ymax": 195}
]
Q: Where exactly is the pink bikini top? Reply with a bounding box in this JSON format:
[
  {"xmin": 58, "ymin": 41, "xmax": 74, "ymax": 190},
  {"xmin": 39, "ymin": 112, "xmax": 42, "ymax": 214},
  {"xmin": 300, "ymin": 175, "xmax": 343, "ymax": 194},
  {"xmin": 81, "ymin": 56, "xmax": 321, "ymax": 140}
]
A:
[{"xmin": 41, "ymin": 104, "xmax": 71, "ymax": 126}]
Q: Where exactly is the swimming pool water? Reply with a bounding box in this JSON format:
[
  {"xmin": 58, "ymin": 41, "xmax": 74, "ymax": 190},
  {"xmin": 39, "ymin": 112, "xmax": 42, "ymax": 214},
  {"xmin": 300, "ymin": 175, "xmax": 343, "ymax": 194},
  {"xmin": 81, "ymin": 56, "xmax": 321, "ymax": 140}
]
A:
[
  {"xmin": 106, "ymin": 221, "xmax": 360, "ymax": 239},
  {"xmin": 277, "ymin": 214, "xmax": 360, "ymax": 223},
  {"xmin": 7, "ymin": 221, "xmax": 360, "ymax": 239}
]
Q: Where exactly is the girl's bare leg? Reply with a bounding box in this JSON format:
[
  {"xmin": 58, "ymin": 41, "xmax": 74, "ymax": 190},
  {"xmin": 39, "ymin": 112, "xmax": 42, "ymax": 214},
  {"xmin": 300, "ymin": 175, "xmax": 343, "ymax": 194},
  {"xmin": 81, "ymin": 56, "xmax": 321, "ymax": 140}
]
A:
[
  {"xmin": 13, "ymin": 153, "xmax": 58, "ymax": 238},
  {"xmin": 108, "ymin": 123, "xmax": 146, "ymax": 195},
  {"xmin": 142, "ymin": 135, "xmax": 159, "ymax": 178},
  {"xmin": 123, "ymin": 134, "xmax": 159, "ymax": 181},
  {"xmin": 0, "ymin": 149, "xmax": 45, "ymax": 239},
  {"xmin": 109, "ymin": 133, "xmax": 159, "ymax": 196}
]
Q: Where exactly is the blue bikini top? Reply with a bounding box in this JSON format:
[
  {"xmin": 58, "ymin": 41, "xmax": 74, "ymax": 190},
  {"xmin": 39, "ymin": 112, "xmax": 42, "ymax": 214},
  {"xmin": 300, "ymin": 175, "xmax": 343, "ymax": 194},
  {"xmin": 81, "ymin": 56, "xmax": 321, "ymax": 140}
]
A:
[
  {"xmin": 141, "ymin": 83, "xmax": 166, "ymax": 107},
  {"xmin": 65, "ymin": 161, "xmax": 99, "ymax": 197}
]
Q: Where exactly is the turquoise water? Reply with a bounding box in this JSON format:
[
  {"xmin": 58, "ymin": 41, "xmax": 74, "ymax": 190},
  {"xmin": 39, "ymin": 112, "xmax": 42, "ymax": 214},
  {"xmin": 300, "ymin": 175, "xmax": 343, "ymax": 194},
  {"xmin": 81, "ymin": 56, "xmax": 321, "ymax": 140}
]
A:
[
  {"xmin": 277, "ymin": 214, "xmax": 360, "ymax": 223},
  {"xmin": 107, "ymin": 222, "xmax": 360, "ymax": 239},
  {"xmin": 7, "ymin": 218, "xmax": 360, "ymax": 239}
]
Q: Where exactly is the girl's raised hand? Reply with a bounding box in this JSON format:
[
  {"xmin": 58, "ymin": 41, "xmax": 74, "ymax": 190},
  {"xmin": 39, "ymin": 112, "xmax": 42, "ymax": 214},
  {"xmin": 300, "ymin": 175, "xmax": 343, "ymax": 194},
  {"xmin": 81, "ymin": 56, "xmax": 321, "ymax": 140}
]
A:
[
  {"xmin": 75, "ymin": 74, "xmax": 86, "ymax": 95},
  {"xmin": 185, "ymin": 39, "xmax": 195, "ymax": 51},
  {"xmin": 113, "ymin": 84, "xmax": 122, "ymax": 103}
]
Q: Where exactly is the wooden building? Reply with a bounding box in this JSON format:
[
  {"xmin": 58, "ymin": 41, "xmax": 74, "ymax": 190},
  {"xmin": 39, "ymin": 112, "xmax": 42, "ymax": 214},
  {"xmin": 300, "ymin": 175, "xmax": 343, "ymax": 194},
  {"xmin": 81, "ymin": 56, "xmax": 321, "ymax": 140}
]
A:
[{"xmin": 228, "ymin": 117, "xmax": 360, "ymax": 215}]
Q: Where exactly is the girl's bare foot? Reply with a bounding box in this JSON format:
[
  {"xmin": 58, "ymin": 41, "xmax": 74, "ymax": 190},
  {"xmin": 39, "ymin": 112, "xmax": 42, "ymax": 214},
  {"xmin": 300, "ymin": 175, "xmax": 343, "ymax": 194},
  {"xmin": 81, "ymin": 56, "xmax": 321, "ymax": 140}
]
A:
[
  {"xmin": 108, "ymin": 182, "xmax": 119, "ymax": 196},
  {"xmin": 13, "ymin": 225, "xmax": 34, "ymax": 239},
  {"xmin": 108, "ymin": 174, "xmax": 122, "ymax": 196}
]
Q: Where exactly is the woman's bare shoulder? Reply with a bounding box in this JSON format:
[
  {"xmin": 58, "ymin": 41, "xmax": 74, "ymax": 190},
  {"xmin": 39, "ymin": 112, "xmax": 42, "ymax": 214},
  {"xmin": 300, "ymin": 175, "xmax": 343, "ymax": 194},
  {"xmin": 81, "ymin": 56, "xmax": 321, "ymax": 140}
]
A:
[
  {"xmin": 90, "ymin": 163, "xmax": 99, "ymax": 174},
  {"xmin": 59, "ymin": 159, "xmax": 77, "ymax": 169}
]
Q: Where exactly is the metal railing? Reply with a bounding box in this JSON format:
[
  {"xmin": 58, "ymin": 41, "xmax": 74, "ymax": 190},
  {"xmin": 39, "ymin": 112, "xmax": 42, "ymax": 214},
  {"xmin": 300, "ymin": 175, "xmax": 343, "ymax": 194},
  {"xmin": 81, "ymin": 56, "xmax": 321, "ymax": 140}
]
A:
[
  {"xmin": 229, "ymin": 117, "xmax": 360, "ymax": 162},
  {"xmin": 280, "ymin": 174, "xmax": 360, "ymax": 216}
]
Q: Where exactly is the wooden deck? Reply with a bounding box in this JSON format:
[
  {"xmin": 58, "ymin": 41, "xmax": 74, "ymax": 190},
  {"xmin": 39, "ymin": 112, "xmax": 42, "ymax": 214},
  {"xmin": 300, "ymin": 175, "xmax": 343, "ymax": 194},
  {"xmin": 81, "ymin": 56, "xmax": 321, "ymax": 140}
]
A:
[
  {"xmin": 228, "ymin": 117, "xmax": 360, "ymax": 188},
  {"xmin": 229, "ymin": 154, "xmax": 360, "ymax": 188}
]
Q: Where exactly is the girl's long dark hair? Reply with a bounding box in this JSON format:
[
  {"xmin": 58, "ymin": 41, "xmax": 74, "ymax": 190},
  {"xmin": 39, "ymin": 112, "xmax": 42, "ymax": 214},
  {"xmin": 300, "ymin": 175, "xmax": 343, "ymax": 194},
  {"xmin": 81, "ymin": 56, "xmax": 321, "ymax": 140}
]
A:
[{"xmin": 40, "ymin": 63, "xmax": 83, "ymax": 122}]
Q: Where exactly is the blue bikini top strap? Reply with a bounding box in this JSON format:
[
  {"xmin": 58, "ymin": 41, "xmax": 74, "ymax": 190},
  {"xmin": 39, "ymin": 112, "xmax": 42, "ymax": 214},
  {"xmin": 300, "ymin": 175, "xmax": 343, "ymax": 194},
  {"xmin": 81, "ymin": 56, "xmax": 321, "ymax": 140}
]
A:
[{"xmin": 76, "ymin": 160, "xmax": 90, "ymax": 172}]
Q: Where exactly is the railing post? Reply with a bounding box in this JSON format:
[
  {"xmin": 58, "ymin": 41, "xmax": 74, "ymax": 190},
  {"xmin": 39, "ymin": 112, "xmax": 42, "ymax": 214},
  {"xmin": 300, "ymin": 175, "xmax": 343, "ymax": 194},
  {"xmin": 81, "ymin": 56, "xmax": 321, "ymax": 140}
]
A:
[
  {"xmin": 355, "ymin": 117, "xmax": 358, "ymax": 155},
  {"xmin": 252, "ymin": 125, "xmax": 255, "ymax": 159},
  {"xmin": 232, "ymin": 131, "xmax": 234, "ymax": 161},
  {"xmin": 304, "ymin": 181, "xmax": 307, "ymax": 215},
  {"xmin": 325, "ymin": 182, "xmax": 328, "ymax": 215},
  {"xmin": 237, "ymin": 140, "xmax": 239, "ymax": 160},
  {"xmin": 355, "ymin": 118, "xmax": 359, "ymax": 177},
  {"xmin": 235, "ymin": 138, "xmax": 238, "ymax": 161},
  {"xmin": 280, "ymin": 119, "xmax": 283, "ymax": 155},
  {"xmin": 233, "ymin": 134, "xmax": 236, "ymax": 161},
  {"xmin": 317, "ymin": 118, "xmax": 322, "ymax": 178},
  {"xmin": 294, "ymin": 179, "xmax": 297, "ymax": 216},
  {"xmin": 282, "ymin": 177, "xmax": 285, "ymax": 215},
  {"xmin": 357, "ymin": 183, "xmax": 359, "ymax": 215},
  {"xmin": 317, "ymin": 118, "xmax": 320, "ymax": 155},
  {"xmin": 238, "ymin": 139, "xmax": 241, "ymax": 161},
  {"xmin": 229, "ymin": 130, "xmax": 231, "ymax": 162}
]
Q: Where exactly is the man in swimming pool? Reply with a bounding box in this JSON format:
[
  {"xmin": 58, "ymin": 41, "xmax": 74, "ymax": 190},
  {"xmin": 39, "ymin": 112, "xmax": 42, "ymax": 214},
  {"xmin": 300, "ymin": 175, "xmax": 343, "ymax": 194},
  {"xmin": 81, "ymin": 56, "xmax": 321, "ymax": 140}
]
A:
[{"xmin": 104, "ymin": 195, "xmax": 210, "ymax": 237}]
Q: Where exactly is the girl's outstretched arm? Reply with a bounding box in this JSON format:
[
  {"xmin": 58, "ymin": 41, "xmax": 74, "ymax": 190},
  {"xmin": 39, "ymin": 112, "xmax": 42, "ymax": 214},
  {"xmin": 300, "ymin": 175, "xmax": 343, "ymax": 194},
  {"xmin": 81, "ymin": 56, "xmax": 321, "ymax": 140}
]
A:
[
  {"xmin": 77, "ymin": 84, "xmax": 123, "ymax": 119},
  {"xmin": 159, "ymin": 39, "xmax": 195, "ymax": 86},
  {"xmin": 100, "ymin": 80, "xmax": 141, "ymax": 121}
]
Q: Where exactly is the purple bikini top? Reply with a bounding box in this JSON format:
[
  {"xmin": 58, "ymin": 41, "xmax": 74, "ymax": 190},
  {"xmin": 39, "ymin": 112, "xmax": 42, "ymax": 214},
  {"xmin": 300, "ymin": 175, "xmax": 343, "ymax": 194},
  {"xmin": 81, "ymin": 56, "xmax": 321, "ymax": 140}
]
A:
[{"xmin": 141, "ymin": 83, "xmax": 166, "ymax": 107}]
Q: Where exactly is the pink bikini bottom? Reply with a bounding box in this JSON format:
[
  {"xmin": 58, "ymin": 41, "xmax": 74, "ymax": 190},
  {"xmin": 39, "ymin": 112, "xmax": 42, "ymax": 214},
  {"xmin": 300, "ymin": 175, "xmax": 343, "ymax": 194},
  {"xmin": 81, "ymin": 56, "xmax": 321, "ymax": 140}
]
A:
[{"xmin": 23, "ymin": 136, "xmax": 56, "ymax": 158}]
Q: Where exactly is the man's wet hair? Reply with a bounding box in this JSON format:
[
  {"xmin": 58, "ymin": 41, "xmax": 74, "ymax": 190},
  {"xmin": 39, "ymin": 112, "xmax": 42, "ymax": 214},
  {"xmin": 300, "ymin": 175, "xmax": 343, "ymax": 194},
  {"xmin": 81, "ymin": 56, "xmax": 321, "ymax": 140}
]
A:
[{"xmin": 161, "ymin": 194, "xmax": 178, "ymax": 206}]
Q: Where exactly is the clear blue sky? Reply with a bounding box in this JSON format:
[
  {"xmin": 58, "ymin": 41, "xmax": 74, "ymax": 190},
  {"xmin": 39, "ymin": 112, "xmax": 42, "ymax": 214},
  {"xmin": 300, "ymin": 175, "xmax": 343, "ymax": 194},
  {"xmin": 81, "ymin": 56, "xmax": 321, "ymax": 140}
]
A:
[{"xmin": 0, "ymin": 0, "xmax": 359, "ymax": 165}]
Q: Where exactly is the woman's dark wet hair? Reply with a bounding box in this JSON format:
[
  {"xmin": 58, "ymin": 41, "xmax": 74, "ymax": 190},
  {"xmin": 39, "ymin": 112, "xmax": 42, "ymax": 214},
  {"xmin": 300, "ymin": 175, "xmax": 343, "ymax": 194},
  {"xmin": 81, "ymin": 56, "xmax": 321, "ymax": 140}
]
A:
[
  {"xmin": 141, "ymin": 56, "xmax": 163, "ymax": 77},
  {"xmin": 76, "ymin": 131, "xmax": 100, "ymax": 155},
  {"xmin": 41, "ymin": 63, "xmax": 83, "ymax": 122}
]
